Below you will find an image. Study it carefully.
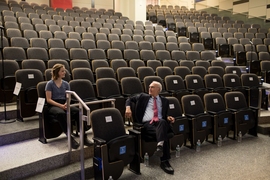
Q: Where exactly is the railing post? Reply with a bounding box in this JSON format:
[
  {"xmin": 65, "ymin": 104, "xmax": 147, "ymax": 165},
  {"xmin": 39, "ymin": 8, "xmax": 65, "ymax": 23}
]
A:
[
  {"xmin": 66, "ymin": 93, "xmax": 72, "ymax": 152},
  {"xmin": 79, "ymin": 102, "xmax": 85, "ymax": 180},
  {"xmin": 65, "ymin": 90, "xmax": 116, "ymax": 180}
]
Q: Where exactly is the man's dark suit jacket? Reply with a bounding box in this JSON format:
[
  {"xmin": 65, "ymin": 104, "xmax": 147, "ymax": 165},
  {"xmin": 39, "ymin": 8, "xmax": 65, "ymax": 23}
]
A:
[{"xmin": 125, "ymin": 93, "xmax": 170, "ymax": 124}]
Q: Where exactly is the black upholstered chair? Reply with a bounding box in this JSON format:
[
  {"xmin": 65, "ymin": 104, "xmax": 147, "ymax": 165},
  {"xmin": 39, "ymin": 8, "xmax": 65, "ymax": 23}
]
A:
[
  {"xmin": 15, "ymin": 69, "xmax": 44, "ymax": 121},
  {"xmin": 224, "ymin": 91, "xmax": 258, "ymax": 138},
  {"xmin": 181, "ymin": 94, "xmax": 212, "ymax": 147},
  {"xmin": 91, "ymin": 108, "xmax": 140, "ymax": 179},
  {"xmin": 167, "ymin": 97, "xmax": 189, "ymax": 148},
  {"xmin": 204, "ymin": 93, "xmax": 234, "ymax": 142}
]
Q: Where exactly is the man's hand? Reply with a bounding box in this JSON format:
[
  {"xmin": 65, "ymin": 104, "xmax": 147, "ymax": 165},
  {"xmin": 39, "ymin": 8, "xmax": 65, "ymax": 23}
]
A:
[
  {"xmin": 125, "ymin": 106, "xmax": 132, "ymax": 118},
  {"xmin": 167, "ymin": 116, "xmax": 175, "ymax": 123}
]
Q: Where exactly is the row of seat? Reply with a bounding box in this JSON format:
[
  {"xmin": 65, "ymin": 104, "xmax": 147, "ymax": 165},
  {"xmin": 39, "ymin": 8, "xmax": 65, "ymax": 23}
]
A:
[
  {"xmin": 1, "ymin": 10, "xmax": 123, "ymax": 21},
  {"xmin": 1, "ymin": 57, "xmax": 242, "ymax": 84},
  {"xmin": 2, "ymin": 13, "xmax": 133, "ymax": 28},
  {"xmin": 0, "ymin": 1, "xmax": 120, "ymax": 17},
  {"xmin": 147, "ymin": 4, "xmax": 188, "ymax": 10},
  {"xmin": 2, "ymin": 57, "xmax": 260, "ymax": 103},
  {"xmin": 1, "ymin": 45, "xmax": 218, "ymax": 61}
]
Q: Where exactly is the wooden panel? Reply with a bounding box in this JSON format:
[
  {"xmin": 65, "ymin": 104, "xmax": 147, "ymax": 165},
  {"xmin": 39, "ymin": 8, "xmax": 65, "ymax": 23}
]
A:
[{"xmin": 50, "ymin": 0, "xmax": 72, "ymax": 9}]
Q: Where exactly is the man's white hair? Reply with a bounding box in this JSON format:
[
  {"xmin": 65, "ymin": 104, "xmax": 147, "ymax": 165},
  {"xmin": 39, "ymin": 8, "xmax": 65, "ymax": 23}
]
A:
[{"xmin": 151, "ymin": 81, "xmax": 162, "ymax": 92}]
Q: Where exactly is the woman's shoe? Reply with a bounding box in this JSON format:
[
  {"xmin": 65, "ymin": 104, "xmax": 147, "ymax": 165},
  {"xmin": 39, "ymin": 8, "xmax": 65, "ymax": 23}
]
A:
[
  {"xmin": 84, "ymin": 135, "xmax": 93, "ymax": 146},
  {"xmin": 71, "ymin": 136, "xmax": 80, "ymax": 149}
]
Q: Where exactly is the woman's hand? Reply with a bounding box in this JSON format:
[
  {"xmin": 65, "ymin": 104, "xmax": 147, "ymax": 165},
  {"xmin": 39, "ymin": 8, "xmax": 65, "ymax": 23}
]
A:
[{"xmin": 61, "ymin": 103, "xmax": 67, "ymax": 110}]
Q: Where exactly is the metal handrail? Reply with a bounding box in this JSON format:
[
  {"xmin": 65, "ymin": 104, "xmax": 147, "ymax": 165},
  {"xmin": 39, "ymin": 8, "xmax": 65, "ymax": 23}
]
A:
[{"xmin": 65, "ymin": 90, "xmax": 116, "ymax": 180}]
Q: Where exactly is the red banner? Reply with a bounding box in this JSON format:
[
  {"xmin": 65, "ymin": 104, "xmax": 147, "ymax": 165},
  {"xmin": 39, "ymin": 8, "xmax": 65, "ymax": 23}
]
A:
[{"xmin": 50, "ymin": 0, "xmax": 72, "ymax": 10}]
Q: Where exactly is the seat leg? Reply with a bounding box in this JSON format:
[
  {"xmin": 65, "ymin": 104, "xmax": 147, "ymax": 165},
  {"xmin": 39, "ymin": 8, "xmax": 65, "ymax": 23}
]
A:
[{"xmin": 93, "ymin": 145, "xmax": 124, "ymax": 180}]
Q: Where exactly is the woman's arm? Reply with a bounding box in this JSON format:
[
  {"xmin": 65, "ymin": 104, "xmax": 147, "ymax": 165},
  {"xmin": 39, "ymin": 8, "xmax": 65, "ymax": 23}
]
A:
[{"xmin": 46, "ymin": 90, "xmax": 67, "ymax": 110}]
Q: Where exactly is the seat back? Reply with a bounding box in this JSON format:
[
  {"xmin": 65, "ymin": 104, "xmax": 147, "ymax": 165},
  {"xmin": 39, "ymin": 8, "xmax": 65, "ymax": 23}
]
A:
[
  {"xmin": 164, "ymin": 75, "xmax": 186, "ymax": 92},
  {"xmin": 69, "ymin": 79, "xmax": 96, "ymax": 101},
  {"xmin": 91, "ymin": 60, "xmax": 109, "ymax": 72},
  {"xmin": 96, "ymin": 67, "xmax": 115, "ymax": 79},
  {"xmin": 110, "ymin": 59, "xmax": 127, "ymax": 72},
  {"xmin": 129, "ymin": 59, "xmax": 145, "ymax": 72},
  {"xmin": 137, "ymin": 67, "xmax": 155, "ymax": 81},
  {"xmin": 72, "ymin": 68, "xmax": 95, "ymax": 83},
  {"xmin": 70, "ymin": 60, "xmax": 90, "ymax": 71},
  {"xmin": 241, "ymin": 73, "xmax": 259, "ymax": 87},
  {"xmin": 223, "ymin": 73, "xmax": 242, "ymax": 88},
  {"xmin": 224, "ymin": 91, "xmax": 247, "ymax": 109},
  {"xmin": 69, "ymin": 48, "xmax": 88, "ymax": 60},
  {"xmin": 156, "ymin": 66, "xmax": 173, "ymax": 80},
  {"xmin": 185, "ymin": 74, "xmax": 205, "ymax": 90},
  {"xmin": 147, "ymin": 60, "xmax": 162, "ymax": 72},
  {"xmin": 181, "ymin": 94, "xmax": 205, "ymax": 115},
  {"xmin": 22, "ymin": 59, "xmax": 46, "ymax": 74},
  {"xmin": 121, "ymin": 77, "xmax": 143, "ymax": 96},
  {"xmin": 15, "ymin": 69, "xmax": 44, "ymax": 91},
  {"xmin": 225, "ymin": 66, "xmax": 242, "ymax": 77},
  {"xmin": 207, "ymin": 66, "xmax": 224, "ymax": 78},
  {"xmin": 91, "ymin": 108, "xmax": 135, "ymax": 165},
  {"xmin": 204, "ymin": 74, "xmax": 224, "ymax": 89},
  {"xmin": 49, "ymin": 48, "xmax": 69, "ymax": 60},
  {"xmin": 163, "ymin": 60, "xmax": 179, "ymax": 71},
  {"xmin": 174, "ymin": 66, "xmax": 191, "ymax": 79},
  {"xmin": 204, "ymin": 93, "xmax": 226, "ymax": 112},
  {"xmin": 179, "ymin": 60, "xmax": 194, "ymax": 70},
  {"xmin": 116, "ymin": 67, "xmax": 136, "ymax": 81},
  {"xmin": 96, "ymin": 78, "xmax": 121, "ymax": 97},
  {"xmin": 191, "ymin": 66, "xmax": 207, "ymax": 78}
]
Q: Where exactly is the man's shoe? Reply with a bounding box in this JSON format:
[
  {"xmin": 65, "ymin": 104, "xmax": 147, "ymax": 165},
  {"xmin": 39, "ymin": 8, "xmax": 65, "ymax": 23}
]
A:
[
  {"xmin": 71, "ymin": 136, "xmax": 79, "ymax": 149},
  {"xmin": 84, "ymin": 135, "xmax": 93, "ymax": 146},
  {"xmin": 160, "ymin": 160, "xmax": 174, "ymax": 174},
  {"xmin": 154, "ymin": 145, "xmax": 163, "ymax": 157}
]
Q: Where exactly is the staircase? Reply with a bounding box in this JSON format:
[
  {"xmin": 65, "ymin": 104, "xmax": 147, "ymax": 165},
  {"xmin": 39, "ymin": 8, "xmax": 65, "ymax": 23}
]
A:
[{"xmin": 0, "ymin": 105, "xmax": 95, "ymax": 180}]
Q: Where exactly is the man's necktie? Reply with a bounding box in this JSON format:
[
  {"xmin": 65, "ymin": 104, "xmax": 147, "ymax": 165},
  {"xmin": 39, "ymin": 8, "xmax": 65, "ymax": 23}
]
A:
[{"xmin": 150, "ymin": 97, "xmax": 159, "ymax": 124}]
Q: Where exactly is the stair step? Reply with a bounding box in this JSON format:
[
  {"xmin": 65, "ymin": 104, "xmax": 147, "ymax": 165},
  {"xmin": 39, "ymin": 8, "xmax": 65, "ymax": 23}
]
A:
[
  {"xmin": 0, "ymin": 117, "xmax": 39, "ymax": 146},
  {"xmin": 26, "ymin": 158, "xmax": 94, "ymax": 180},
  {"xmin": 0, "ymin": 135, "xmax": 94, "ymax": 180},
  {"xmin": 257, "ymin": 123, "xmax": 270, "ymax": 135}
]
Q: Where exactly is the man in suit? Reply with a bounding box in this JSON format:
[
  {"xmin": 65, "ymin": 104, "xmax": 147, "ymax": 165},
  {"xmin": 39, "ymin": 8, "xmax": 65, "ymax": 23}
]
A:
[{"xmin": 125, "ymin": 81, "xmax": 175, "ymax": 175}]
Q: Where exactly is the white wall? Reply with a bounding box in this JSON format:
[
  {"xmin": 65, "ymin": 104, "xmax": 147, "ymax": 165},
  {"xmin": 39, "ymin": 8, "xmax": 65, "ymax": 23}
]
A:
[
  {"xmin": 72, "ymin": 0, "xmax": 114, "ymax": 10},
  {"xmin": 115, "ymin": 0, "xmax": 146, "ymax": 23},
  {"xmin": 17, "ymin": 0, "xmax": 50, "ymax": 5},
  {"xmin": 196, "ymin": 0, "xmax": 269, "ymax": 19}
]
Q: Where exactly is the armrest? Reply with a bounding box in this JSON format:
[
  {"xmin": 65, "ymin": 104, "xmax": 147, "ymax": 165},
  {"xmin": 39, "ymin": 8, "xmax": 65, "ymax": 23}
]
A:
[
  {"xmin": 122, "ymin": 93, "xmax": 131, "ymax": 98},
  {"xmin": 132, "ymin": 122, "xmax": 144, "ymax": 131},
  {"xmin": 93, "ymin": 137, "xmax": 106, "ymax": 145},
  {"xmin": 227, "ymin": 108, "xmax": 238, "ymax": 112},
  {"xmin": 249, "ymin": 106, "xmax": 259, "ymax": 111},
  {"xmin": 185, "ymin": 114, "xmax": 194, "ymax": 118},
  {"xmin": 185, "ymin": 113, "xmax": 208, "ymax": 119},
  {"xmin": 128, "ymin": 129, "xmax": 141, "ymax": 135},
  {"xmin": 187, "ymin": 88, "xmax": 195, "ymax": 93},
  {"xmin": 97, "ymin": 96, "xmax": 107, "ymax": 100},
  {"xmin": 107, "ymin": 94, "xmax": 124, "ymax": 98},
  {"xmin": 133, "ymin": 122, "xmax": 143, "ymax": 127},
  {"xmin": 207, "ymin": 111, "xmax": 217, "ymax": 115}
]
